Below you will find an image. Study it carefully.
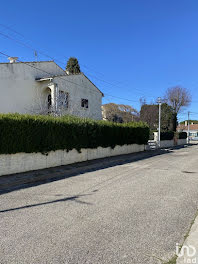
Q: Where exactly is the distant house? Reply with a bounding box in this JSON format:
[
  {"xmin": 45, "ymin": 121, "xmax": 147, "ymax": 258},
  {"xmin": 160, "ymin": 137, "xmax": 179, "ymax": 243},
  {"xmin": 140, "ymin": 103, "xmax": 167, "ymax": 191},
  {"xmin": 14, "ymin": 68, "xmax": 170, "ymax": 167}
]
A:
[
  {"xmin": 0, "ymin": 57, "xmax": 103, "ymax": 120},
  {"xmin": 177, "ymin": 121, "xmax": 198, "ymax": 138}
]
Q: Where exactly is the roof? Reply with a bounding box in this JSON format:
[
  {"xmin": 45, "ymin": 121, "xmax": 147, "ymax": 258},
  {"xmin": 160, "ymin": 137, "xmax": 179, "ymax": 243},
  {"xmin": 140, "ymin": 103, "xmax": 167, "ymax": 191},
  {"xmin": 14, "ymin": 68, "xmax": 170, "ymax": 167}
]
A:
[
  {"xmin": 36, "ymin": 72, "xmax": 104, "ymax": 96},
  {"xmin": 0, "ymin": 59, "xmax": 103, "ymax": 96},
  {"xmin": 177, "ymin": 124, "xmax": 198, "ymax": 131},
  {"xmin": 80, "ymin": 73, "xmax": 104, "ymax": 96},
  {"xmin": 0, "ymin": 60, "xmax": 54, "ymax": 64},
  {"xmin": 0, "ymin": 60, "xmax": 66, "ymax": 75}
]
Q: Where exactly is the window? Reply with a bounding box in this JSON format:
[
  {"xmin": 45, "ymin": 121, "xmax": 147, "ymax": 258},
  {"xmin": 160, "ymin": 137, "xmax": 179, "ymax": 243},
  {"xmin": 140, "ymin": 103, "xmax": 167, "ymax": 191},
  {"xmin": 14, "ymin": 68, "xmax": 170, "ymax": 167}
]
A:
[
  {"xmin": 59, "ymin": 91, "xmax": 69, "ymax": 108},
  {"xmin": 48, "ymin": 94, "xmax": 52, "ymax": 109},
  {"xmin": 81, "ymin": 99, "xmax": 88, "ymax": 109}
]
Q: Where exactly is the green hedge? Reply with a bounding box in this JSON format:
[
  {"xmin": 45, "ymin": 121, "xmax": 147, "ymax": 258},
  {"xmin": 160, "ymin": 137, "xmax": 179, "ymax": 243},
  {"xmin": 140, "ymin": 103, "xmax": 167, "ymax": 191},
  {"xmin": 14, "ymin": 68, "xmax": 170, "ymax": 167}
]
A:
[
  {"xmin": 178, "ymin": 132, "xmax": 187, "ymax": 139},
  {"xmin": 160, "ymin": 131, "xmax": 174, "ymax": 140},
  {"xmin": 0, "ymin": 114, "xmax": 149, "ymax": 154}
]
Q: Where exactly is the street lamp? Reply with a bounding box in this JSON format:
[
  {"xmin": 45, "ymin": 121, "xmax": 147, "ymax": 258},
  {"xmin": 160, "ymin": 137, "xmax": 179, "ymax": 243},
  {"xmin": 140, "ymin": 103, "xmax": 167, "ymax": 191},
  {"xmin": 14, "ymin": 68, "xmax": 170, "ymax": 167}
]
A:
[
  {"xmin": 157, "ymin": 97, "xmax": 162, "ymax": 147},
  {"xmin": 188, "ymin": 111, "xmax": 190, "ymax": 144}
]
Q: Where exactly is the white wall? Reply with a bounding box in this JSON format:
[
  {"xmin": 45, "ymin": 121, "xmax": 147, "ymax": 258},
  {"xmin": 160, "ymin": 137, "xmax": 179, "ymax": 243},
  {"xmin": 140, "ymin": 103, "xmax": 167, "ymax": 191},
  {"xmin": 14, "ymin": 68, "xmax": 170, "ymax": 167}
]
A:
[
  {"xmin": 160, "ymin": 138, "xmax": 187, "ymax": 148},
  {"xmin": 0, "ymin": 144, "xmax": 145, "ymax": 176},
  {"xmin": 160, "ymin": 140, "xmax": 174, "ymax": 148},
  {"xmin": 0, "ymin": 61, "xmax": 65, "ymax": 114},
  {"xmin": 177, "ymin": 139, "xmax": 187, "ymax": 145},
  {"xmin": 54, "ymin": 74, "xmax": 103, "ymax": 120},
  {"xmin": 0, "ymin": 62, "xmax": 103, "ymax": 120}
]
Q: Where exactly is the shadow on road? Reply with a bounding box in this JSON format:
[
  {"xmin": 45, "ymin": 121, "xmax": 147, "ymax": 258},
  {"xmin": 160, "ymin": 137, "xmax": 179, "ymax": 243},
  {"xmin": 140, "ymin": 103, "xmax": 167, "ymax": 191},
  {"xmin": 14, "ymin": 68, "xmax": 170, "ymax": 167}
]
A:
[
  {"xmin": 0, "ymin": 193, "xmax": 93, "ymax": 213},
  {"xmin": 0, "ymin": 144, "xmax": 194, "ymax": 195}
]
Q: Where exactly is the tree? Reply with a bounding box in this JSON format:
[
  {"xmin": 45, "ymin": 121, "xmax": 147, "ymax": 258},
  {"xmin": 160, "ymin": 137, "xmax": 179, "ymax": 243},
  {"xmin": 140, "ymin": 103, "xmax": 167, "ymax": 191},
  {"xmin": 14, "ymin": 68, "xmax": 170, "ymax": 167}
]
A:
[
  {"xmin": 140, "ymin": 104, "xmax": 158, "ymax": 130},
  {"xmin": 102, "ymin": 103, "xmax": 139, "ymax": 123},
  {"xmin": 165, "ymin": 86, "xmax": 191, "ymax": 131},
  {"xmin": 66, "ymin": 57, "xmax": 81, "ymax": 74},
  {"xmin": 161, "ymin": 103, "xmax": 174, "ymax": 131},
  {"xmin": 140, "ymin": 103, "xmax": 174, "ymax": 131}
]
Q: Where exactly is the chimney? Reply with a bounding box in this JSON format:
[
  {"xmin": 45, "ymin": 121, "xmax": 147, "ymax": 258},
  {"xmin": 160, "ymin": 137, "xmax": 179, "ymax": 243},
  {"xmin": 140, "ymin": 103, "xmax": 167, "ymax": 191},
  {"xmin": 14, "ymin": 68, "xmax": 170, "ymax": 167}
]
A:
[
  {"xmin": 185, "ymin": 121, "xmax": 187, "ymax": 126},
  {"xmin": 8, "ymin": 57, "xmax": 18, "ymax": 63}
]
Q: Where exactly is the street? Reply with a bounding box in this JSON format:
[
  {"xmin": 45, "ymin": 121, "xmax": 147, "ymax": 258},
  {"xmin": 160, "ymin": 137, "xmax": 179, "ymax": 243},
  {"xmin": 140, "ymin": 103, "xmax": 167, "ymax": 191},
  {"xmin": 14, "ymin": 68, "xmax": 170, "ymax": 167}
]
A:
[{"xmin": 1, "ymin": 145, "xmax": 198, "ymax": 264}]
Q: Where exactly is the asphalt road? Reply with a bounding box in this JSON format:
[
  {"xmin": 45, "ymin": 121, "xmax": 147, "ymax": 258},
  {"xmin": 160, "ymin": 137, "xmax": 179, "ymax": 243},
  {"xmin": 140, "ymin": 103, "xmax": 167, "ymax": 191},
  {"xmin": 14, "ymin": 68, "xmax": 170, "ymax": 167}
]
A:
[{"xmin": 1, "ymin": 145, "xmax": 198, "ymax": 264}]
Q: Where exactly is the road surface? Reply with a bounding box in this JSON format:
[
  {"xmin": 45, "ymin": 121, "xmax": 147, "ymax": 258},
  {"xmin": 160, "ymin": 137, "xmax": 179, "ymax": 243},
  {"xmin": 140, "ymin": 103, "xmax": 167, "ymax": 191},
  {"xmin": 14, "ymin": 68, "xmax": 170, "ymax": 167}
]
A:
[{"xmin": 1, "ymin": 145, "xmax": 198, "ymax": 264}]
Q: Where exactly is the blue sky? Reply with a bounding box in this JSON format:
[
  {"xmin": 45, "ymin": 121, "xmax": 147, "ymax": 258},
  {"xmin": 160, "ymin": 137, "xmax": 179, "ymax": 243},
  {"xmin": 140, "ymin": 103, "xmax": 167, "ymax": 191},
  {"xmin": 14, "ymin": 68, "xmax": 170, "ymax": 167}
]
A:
[{"xmin": 1, "ymin": 0, "xmax": 198, "ymax": 121}]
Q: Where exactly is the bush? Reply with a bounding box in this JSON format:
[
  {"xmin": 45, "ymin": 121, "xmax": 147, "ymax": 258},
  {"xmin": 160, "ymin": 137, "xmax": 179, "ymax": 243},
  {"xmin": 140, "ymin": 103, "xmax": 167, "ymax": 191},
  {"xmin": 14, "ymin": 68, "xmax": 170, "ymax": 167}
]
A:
[
  {"xmin": 160, "ymin": 131, "xmax": 174, "ymax": 140},
  {"xmin": 0, "ymin": 114, "xmax": 150, "ymax": 154},
  {"xmin": 178, "ymin": 132, "xmax": 187, "ymax": 139}
]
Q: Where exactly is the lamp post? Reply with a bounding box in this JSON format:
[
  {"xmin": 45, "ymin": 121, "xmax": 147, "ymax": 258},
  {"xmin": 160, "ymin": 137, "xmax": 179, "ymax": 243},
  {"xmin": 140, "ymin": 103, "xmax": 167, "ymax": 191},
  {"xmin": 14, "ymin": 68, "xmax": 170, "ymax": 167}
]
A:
[
  {"xmin": 157, "ymin": 97, "xmax": 162, "ymax": 147},
  {"xmin": 188, "ymin": 111, "xmax": 190, "ymax": 144}
]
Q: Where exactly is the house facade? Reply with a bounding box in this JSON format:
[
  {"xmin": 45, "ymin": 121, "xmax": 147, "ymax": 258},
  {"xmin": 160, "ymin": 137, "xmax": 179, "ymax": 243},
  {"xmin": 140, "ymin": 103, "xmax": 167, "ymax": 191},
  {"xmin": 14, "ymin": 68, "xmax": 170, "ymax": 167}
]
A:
[
  {"xmin": 177, "ymin": 122, "xmax": 198, "ymax": 139},
  {"xmin": 0, "ymin": 57, "xmax": 103, "ymax": 120}
]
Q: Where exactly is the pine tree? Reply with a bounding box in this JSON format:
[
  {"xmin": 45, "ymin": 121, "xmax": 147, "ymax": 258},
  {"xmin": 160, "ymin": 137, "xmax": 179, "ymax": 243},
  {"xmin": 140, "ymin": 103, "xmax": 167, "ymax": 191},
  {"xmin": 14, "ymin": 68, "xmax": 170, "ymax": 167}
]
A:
[{"xmin": 66, "ymin": 57, "xmax": 81, "ymax": 74}]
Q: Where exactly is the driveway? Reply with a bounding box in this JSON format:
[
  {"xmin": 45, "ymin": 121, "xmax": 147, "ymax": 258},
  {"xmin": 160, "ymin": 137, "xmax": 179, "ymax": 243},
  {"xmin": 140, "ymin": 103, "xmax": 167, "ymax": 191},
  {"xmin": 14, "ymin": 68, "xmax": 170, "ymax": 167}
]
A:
[{"xmin": 1, "ymin": 145, "xmax": 198, "ymax": 264}]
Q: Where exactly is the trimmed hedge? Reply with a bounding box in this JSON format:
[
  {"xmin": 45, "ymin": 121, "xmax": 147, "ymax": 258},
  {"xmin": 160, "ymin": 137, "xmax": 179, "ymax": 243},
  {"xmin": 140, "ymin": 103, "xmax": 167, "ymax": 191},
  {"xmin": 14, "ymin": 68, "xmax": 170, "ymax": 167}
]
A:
[
  {"xmin": 160, "ymin": 131, "xmax": 187, "ymax": 140},
  {"xmin": 178, "ymin": 132, "xmax": 187, "ymax": 139},
  {"xmin": 160, "ymin": 131, "xmax": 174, "ymax": 140},
  {"xmin": 0, "ymin": 114, "xmax": 149, "ymax": 154}
]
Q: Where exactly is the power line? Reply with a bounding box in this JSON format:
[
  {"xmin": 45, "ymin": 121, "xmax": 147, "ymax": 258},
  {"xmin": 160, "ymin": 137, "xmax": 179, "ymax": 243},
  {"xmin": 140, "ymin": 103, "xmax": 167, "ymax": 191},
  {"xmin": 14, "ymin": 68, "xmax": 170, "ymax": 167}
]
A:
[
  {"xmin": 0, "ymin": 24, "xmax": 108, "ymax": 75},
  {"xmin": 0, "ymin": 51, "xmax": 141, "ymax": 104},
  {"xmin": 0, "ymin": 31, "xmax": 66, "ymax": 67},
  {"xmin": 2, "ymin": 24, "xmax": 198, "ymax": 104},
  {"xmin": 0, "ymin": 25, "xmax": 155, "ymax": 98},
  {"xmin": 84, "ymin": 71, "xmax": 155, "ymax": 98},
  {"xmin": 105, "ymin": 94, "xmax": 140, "ymax": 103},
  {"xmin": 0, "ymin": 23, "xmax": 25, "ymax": 37},
  {"xmin": 0, "ymin": 28, "xmax": 105, "ymax": 75},
  {"xmin": 0, "ymin": 51, "xmax": 102, "ymax": 96},
  {"xmin": 0, "ymin": 23, "xmax": 140, "ymax": 88}
]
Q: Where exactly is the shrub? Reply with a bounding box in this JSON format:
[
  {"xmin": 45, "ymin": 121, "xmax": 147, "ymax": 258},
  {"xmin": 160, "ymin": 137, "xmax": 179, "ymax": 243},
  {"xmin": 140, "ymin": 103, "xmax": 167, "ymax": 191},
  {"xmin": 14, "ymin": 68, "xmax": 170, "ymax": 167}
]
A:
[
  {"xmin": 178, "ymin": 132, "xmax": 187, "ymax": 139},
  {"xmin": 160, "ymin": 131, "xmax": 174, "ymax": 140},
  {"xmin": 0, "ymin": 114, "xmax": 150, "ymax": 154},
  {"xmin": 174, "ymin": 132, "xmax": 187, "ymax": 139}
]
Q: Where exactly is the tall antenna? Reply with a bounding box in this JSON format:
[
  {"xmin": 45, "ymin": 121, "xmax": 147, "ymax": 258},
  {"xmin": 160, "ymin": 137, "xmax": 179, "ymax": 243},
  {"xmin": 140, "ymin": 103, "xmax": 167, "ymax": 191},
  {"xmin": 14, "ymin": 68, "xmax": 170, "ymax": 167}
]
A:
[{"xmin": 34, "ymin": 50, "xmax": 38, "ymax": 61}]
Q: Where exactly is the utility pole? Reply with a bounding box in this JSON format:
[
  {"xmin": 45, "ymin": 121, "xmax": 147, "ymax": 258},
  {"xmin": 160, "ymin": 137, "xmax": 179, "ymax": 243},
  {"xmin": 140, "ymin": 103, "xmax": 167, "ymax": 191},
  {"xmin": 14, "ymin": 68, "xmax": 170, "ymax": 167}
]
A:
[
  {"xmin": 188, "ymin": 111, "xmax": 190, "ymax": 144},
  {"xmin": 158, "ymin": 97, "xmax": 162, "ymax": 147}
]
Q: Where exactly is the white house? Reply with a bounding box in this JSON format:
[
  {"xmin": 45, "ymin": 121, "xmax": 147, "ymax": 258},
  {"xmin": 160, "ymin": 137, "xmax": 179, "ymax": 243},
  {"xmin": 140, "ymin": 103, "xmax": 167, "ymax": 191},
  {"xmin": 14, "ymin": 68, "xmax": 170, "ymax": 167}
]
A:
[
  {"xmin": 177, "ymin": 122, "xmax": 198, "ymax": 139},
  {"xmin": 0, "ymin": 57, "xmax": 103, "ymax": 120}
]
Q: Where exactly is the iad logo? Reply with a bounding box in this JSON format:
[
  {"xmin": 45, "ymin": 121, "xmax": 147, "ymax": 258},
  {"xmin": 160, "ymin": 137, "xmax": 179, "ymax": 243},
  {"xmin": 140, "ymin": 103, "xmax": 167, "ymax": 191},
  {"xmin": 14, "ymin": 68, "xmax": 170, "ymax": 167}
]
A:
[{"xmin": 176, "ymin": 243, "xmax": 197, "ymax": 263}]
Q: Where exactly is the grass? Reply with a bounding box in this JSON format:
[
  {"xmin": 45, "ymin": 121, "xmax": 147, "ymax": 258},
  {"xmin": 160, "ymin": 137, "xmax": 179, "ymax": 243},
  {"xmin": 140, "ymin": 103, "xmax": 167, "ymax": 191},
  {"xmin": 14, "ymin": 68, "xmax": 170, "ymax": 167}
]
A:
[
  {"xmin": 184, "ymin": 210, "xmax": 198, "ymax": 241},
  {"xmin": 163, "ymin": 255, "xmax": 177, "ymax": 264}
]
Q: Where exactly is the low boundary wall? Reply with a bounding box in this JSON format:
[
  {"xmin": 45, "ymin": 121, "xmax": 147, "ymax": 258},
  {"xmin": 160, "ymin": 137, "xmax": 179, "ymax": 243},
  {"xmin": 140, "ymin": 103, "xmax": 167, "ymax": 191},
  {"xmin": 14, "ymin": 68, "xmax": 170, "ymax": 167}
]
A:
[
  {"xmin": 160, "ymin": 138, "xmax": 187, "ymax": 148},
  {"xmin": 160, "ymin": 140, "xmax": 174, "ymax": 148},
  {"xmin": 0, "ymin": 144, "xmax": 145, "ymax": 176}
]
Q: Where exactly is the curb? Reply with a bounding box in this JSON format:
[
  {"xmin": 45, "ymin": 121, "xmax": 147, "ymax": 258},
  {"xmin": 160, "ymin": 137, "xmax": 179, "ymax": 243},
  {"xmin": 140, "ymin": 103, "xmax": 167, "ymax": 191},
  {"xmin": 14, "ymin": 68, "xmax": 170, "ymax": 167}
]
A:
[{"xmin": 176, "ymin": 213, "xmax": 198, "ymax": 263}]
